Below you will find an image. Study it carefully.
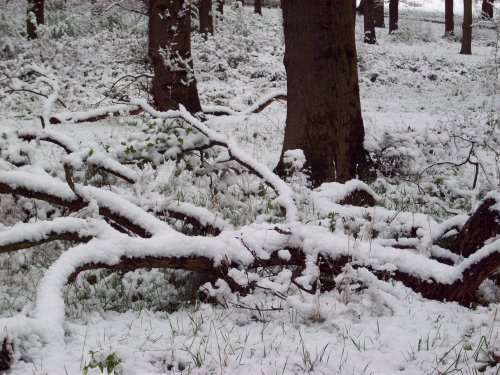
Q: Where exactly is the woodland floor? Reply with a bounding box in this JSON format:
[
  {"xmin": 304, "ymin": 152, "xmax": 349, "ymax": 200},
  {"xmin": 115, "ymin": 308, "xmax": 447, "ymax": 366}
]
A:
[{"xmin": 0, "ymin": 1, "xmax": 499, "ymax": 374}]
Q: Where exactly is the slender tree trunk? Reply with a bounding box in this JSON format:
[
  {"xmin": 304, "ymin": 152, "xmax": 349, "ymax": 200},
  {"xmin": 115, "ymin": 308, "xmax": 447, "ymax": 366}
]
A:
[
  {"xmin": 374, "ymin": 0, "xmax": 385, "ymax": 28},
  {"xmin": 481, "ymin": 0, "xmax": 494, "ymax": 20},
  {"xmin": 149, "ymin": 0, "xmax": 203, "ymax": 114},
  {"xmin": 216, "ymin": 0, "xmax": 223, "ymax": 15},
  {"xmin": 27, "ymin": 0, "xmax": 44, "ymax": 40},
  {"xmin": 277, "ymin": 0, "xmax": 373, "ymax": 186},
  {"xmin": 389, "ymin": 0, "xmax": 398, "ymax": 34},
  {"xmin": 199, "ymin": 0, "xmax": 214, "ymax": 38},
  {"xmin": 460, "ymin": 0, "xmax": 472, "ymax": 54},
  {"xmin": 254, "ymin": 0, "xmax": 262, "ymax": 15},
  {"xmin": 444, "ymin": 0, "xmax": 454, "ymax": 36},
  {"xmin": 364, "ymin": 0, "xmax": 377, "ymax": 44}
]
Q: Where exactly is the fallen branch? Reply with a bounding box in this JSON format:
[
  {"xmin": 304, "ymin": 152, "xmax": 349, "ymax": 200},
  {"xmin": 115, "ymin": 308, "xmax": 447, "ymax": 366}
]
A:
[{"xmin": 0, "ymin": 218, "xmax": 100, "ymax": 254}]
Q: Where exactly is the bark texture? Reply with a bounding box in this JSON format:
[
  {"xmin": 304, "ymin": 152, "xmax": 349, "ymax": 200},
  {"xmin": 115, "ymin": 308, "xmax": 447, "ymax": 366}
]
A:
[
  {"xmin": 389, "ymin": 0, "xmax": 398, "ymax": 34},
  {"xmin": 254, "ymin": 0, "xmax": 262, "ymax": 15},
  {"xmin": 149, "ymin": 0, "xmax": 203, "ymax": 113},
  {"xmin": 27, "ymin": 0, "xmax": 44, "ymax": 40},
  {"xmin": 374, "ymin": 0, "xmax": 385, "ymax": 28},
  {"xmin": 453, "ymin": 198, "xmax": 500, "ymax": 258},
  {"xmin": 357, "ymin": 0, "xmax": 366, "ymax": 14},
  {"xmin": 460, "ymin": 0, "xmax": 472, "ymax": 54},
  {"xmin": 481, "ymin": 0, "xmax": 494, "ymax": 20},
  {"xmin": 278, "ymin": 0, "xmax": 372, "ymax": 186},
  {"xmin": 445, "ymin": 0, "xmax": 454, "ymax": 36},
  {"xmin": 199, "ymin": 0, "xmax": 214, "ymax": 38},
  {"xmin": 364, "ymin": 0, "xmax": 377, "ymax": 44},
  {"xmin": 460, "ymin": 0, "xmax": 472, "ymax": 55}
]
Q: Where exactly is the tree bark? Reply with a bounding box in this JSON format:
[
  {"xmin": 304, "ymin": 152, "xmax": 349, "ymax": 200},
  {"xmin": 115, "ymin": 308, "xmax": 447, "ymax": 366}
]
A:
[
  {"xmin": 254, "ymin": 0, "xmax": 262, "ymax": 15},
  {"xmin": 277, "ymin": 0, "xmax": 373, "ymax": 187},
  {"xmin": 444, "ymin": 0, "xmax": 454, "ymax": 36},
  {"xmin": 216, "ymin": 0, "xmax": 223, "ymax": 15},
  {"xmin": 27, "ymin": 0, "xmax": 44, "ymax": 40},
  {"xmin": 481, "ymin": 0, "xmax": 494, "ymax": 20},
  {"xmin": 374, "ymin": 0, "xmax": 385, "ymax": 28},
  {"xmin": 357, "ymin": 0, "xmax": 366, "ymax": 15},
  {"xmin": 453, "ymin": 198, "xmax": 500, "ymax": 258},
  {"xmin": 364, "ymin": 0, "xmax": 377, "ymax": 44},
  {"xmin": 66, "ymin": 243, "xmax": 500, "ymax": 307},
  {"xmin": 460, "ymin": 0, "xmax": 472, "ymax": 54},
  {"xmin": 149, "ymin": 0, "xmax": 203, "ymax": 114},
  {"xmin": 199, "ymin": 0, "xmax": 214, "ymax": 39},
  {"xmin": 389, "ymin": 0, "xmax": 398, "ymax": 34}
]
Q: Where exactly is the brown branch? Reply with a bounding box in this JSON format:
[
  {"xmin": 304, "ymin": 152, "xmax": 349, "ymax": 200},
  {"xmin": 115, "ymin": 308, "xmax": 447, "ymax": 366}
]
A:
[
  {"xmin": 162, "ymin": 209, "xmax": 222, "ymax": 235},
  {"xmin": 49, "ymin": 107, "xmax": 143, "ymax": 125},
  {"xmin": 64, "ymin": 243, "xmax": 498, "ymax": 306},
  {"xmin": 253, "ymin": 94, "xmax": 287, "ymax": 114},
  {"xmin": 0, "ymin": 179, "xmax": 151, "ymax": 238},
  {"xmin": 18, "ymin": 132, "xmax": 136, "ymax": 184},
  {"xmin": 0, "ymin": 231, "xmax": 92, "ymax": 254},
  {"xmin": 0, "ymin": 181, "xmax": 86, "ymax": 211}
]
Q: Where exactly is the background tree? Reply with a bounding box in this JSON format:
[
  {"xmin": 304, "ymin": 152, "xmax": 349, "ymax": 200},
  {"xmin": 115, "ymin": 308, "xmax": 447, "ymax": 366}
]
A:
[
  {"xmin": 481, "ymin": 0, "xmax": 494, "ymax": 20},
  {"xmin": 149, "ymin": 0, "xmax": 203, "ymax": 113},
  {"xmin": 374, "ymin": 0, "xmax": 385, "ymax": 28},
  {"xmin": 216, "ymin": 0, "xmax": 223, "ymax": 15},
  {"xmin": 199, "ymin": 0, "xmax": 214, "ymax": 38},
  {"xmin": 27, "ymin": 0, "xmax": 44, "ymax": 40},
  {"xmin": 445, "ymin": 0, "xmax": 454, "ymax": 36},
  {"xmin": 460, "ymin": 0, "xmax": 472, "ymax": 54},
  {"xmin": 254, "ymin": 0, "xmax": 262, "ymax": 15},
  {"xmin": 389, "ymin": 0, "xmax": 399, "ymax": 34},
  {"xmin": 277, "ymin": 0, "xmax": 372, "ymax": 186},
  {"xmin": 364, "ymin": 0, "xmax": 377, "ymax": 44}
]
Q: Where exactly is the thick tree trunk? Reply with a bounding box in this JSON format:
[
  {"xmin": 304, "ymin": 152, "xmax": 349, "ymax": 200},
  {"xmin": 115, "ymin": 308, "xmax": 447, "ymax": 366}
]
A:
[
  {"xmin": 199, "ymin": 0, "xmax": 214, "ymax": 38},
  {"xmin": 149, "ymin": 0, "xmax": 202, "ymax": 114},
  {"xmin": 460, "ymin": 0, "xmax": 472, "ymax": 54},
  {"xmin": 277, "ymin": 0, "xmax": 372, "ymax": 186},
  {"xmin": 481, "ymin": 0, "xmax": 494, "ymax": 20},
  {"xmin": 216, "ymin": 0, "xmax": 223, "ymax": 15},
  {"xmin": 389, "ymin": 0, "xmax": 398, "ymax": 34},
  {"xmin": 364, "ymin": 0, "xmax": 377, "ymax": 44},
  {"xmin": 444, "ymin": 0, "xmax": 454, "ymax": 36},
  {"xmin": 254, "ymin": 0, "xmax": 262, "ymax": 15},
  {"xmin": 27, "ymin": 0, "xmax": 44, "ymax": 40},
  {"xmin": 374, "ymin": 0, "xmax": 385, "ymax": 28}
]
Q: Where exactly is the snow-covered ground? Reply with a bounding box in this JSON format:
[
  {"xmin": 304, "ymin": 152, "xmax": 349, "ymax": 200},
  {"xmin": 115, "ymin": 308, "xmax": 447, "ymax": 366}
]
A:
[{"xmin": 0, "ymin": 1, "xmax": 499, "ymax": 374}]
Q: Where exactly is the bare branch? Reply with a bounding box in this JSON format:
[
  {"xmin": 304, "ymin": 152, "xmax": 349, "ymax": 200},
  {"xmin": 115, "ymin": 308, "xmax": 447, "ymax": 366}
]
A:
[{"xmin": 0, "ymin": 218, "xmax": 98, "ymax": 253}]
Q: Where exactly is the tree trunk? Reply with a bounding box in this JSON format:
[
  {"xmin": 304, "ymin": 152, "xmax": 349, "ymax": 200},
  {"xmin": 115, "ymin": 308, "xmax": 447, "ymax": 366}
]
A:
[
  {"xmin": 27, "ymin": 0, "xmax": 44, "ymax": 40},
  {"xmin": 149, "ymin": 0, "xmax": 203, "ymax": 114},
  {"xmin": 481, "ymin": 0, "xmax": 494, "ymax": 20},
  {"xmin": 254, "ymin": 0, "xmax": 262, "ymax": 15},
  {"xmin": 389, "ymin": 0, "xmax": 398, "ymax": 34},
  {"xmin": 444, "ymin": 0, "xmax": 454, "ymax": 36},
  {"xmin": 364, "ymin": 0, "xmax": 377, "ymax": 44},
  {"xmin": 374, "ymin": 0, "xmax": 385, "ymax": 28},
  {"xmin": 357, "ymin": 0, "xmax": 366, "ymax": 15},
  {"xmin": 199, "ymin": 0, "xmax": 214, "ymax": 39},
  {"xmin": 216, "ymin": 0, "xmax": 223, "ymax": 15},
  {"xmin": 460, "ymin": 0, "xmax": 472, "ymax": 54},
  {"xmin": 277, "ymin": 0, "xmax": 373, "ymax": 187}
]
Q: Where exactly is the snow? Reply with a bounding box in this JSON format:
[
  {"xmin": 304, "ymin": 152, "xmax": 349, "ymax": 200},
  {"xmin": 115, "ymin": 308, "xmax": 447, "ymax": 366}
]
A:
[{"xmin": 0, "ymin": 2, "xmax": 498, "ymax": 374}]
